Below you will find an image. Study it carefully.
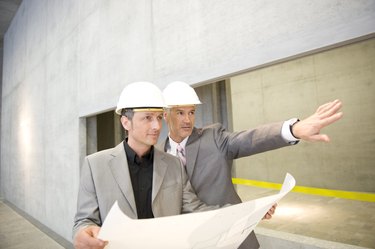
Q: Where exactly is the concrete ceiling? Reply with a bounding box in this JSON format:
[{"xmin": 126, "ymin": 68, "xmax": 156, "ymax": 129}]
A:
[{"xmin": 0, "ymin": 0, "xmax": 22, "ymax": 48}]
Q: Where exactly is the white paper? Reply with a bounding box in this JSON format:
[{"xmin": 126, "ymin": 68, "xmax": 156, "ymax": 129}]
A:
[{"xmin": 98, "ymin": 173, "xmax": 296, "ymax": 249}]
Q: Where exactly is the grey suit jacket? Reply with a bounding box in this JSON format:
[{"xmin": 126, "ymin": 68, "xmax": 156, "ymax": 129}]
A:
[
  {"xmin": 158, "ymin": 122, "xmax": 291, "ymax": 249},
  {"xmin": 73, "ymin": 142, "xmax": 215, "ymax": 238}
]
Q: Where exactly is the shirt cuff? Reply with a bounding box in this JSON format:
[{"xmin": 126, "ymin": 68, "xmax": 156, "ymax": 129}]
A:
[{"xmin": 281, "ymin": 118, "xmax": 300, "ymax": 145}]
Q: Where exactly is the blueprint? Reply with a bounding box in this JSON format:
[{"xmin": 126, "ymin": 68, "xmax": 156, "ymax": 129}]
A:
[{"xmin": 98, "ymin": 173, "xmax": 296, "ymax": 249}]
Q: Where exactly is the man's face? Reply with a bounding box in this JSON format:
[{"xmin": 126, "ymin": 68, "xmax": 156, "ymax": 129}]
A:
[
  {"xmin": 122, "ymin": 111, "xmax": 163, "ymax": 150},
  {"xmin": 164, "ymin": 106, "xmax": 196, "ymax": 143}
]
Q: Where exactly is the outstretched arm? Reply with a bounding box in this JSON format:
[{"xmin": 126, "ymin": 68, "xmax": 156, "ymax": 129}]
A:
[{"xmin": 292, "ymin": 99, "xmax": 343, "ymax": 142}]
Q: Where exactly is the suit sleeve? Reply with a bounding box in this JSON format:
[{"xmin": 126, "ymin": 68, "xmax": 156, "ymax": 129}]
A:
[
  {"xmin": 210, "ymin": 122, "xmax": 290, "ymax": 160},
  {"xmin": 72, "ymin": 157, "xmax": 101, "ymax": 239}
]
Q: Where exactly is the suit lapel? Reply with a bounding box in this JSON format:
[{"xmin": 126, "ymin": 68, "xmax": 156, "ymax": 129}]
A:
[
  {"xmin": 161, "ymin": 129, "xmax": 201, "ymax": 178},
  {"xmin": 109, "ymin": 143, "xmax": 137, "ymax": 217},
  {"xmin": 185, "ymin": 127, "xmax": 202, "ymax": 178},
  {"xmin": 152, "ymin": 148, "xmax": 169, "ymax": 202}
]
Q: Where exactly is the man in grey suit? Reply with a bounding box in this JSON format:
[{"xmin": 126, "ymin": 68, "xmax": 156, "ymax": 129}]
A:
[
  {"xmin": 159, "ymin": 81, "xmax": 343, "ymax": 249},
  {"xmin": 73, "ymin": 82, "xmax": 219, "ymax": 249}
]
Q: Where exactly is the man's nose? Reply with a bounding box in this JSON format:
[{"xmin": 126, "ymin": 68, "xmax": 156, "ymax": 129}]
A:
[
  {"xmin": 182, "ymin": 114, "xmax": 191, "ymax": 122},
  {"xmin": 151, "ymin": 119, "xmax": 162, "ymax": 130}
]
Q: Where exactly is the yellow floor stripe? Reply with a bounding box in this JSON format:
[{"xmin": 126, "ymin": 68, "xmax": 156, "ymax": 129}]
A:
[{"xmin": 232, "ymin": 178, "xmax": 375, "ymax": 203}]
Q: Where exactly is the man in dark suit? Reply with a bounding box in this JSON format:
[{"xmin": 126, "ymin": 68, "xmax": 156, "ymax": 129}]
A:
[
  {"xmin": 159, "ymin": 81, "xmax": 343, "ymax": 249},
  {"xmin": 73, "ymin": 82, "xmax": 219, "ymax": 249}
]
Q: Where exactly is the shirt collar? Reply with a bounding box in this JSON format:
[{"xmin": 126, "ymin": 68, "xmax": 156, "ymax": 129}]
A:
[
  {"xmin": 167, "ymin": 136, "xmax": 189, "ymax": 156},
  {"xmin": 123, "ymin": 139, "xmax": 153, "ymax": 165}
]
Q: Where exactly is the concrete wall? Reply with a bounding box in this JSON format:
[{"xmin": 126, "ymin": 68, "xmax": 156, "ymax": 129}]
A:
[
  {"xmin": 1, "ymin": 0, "xmax": 374, "ymax": 242},
  {"xmin": 230, "ymin": 38, "xmax": 375, "ymax": 192},
  {"xmin": 0, "ymin": 44, "xmax": 2, "ymax": 199}
]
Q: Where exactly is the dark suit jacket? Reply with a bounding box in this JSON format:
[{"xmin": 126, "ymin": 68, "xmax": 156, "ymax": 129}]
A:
[
  {"xmin": 73, "ymin": 142, "xmax": 216, "ymax": 238},
  {"xmin": 159, "ymin": 122, "xmax": 291, "ymax": 249}
]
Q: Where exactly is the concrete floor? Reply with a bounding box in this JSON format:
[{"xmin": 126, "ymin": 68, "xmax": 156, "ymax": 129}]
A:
[
  {"xmin": 1, "ymin": 187, "xmax": 374, "ymax": 249},
  {"xmin": 238, "ymin": 185, "xmax": 375, "ymax": 249},
  {"xmin": 0, "ymin": 200, "xmax": 67, "ymax": 249}
]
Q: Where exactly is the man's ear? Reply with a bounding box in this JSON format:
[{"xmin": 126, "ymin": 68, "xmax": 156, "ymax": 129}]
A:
[
  {"xmin": 163, "ymin": 111, "xmax": 168, "ymax": 121},
  {"xmin": 121, "ymin": 116, "xmax": 130, "ymax": 131}
]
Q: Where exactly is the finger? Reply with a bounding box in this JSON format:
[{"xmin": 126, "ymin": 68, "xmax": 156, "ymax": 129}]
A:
[
  {"xmin": 316, "ymin": 100, "xmax": 336, "ymax": 114},
  {"xmin": 76, "ymin": 237, "xmax": 104, "ymax": 248},
  {"xmin": 316, "ymin": 99, "xmax": 341, "ymax": 114},
  {"xmin": 87, "ymin": 238, "xmax": 107, "ymax": 248},
  {"xmin": 320, "ymin": 112, "xmax": 343, "ymax": 127},
  {"xmin": 306, "ymin": 134, "xmax": 330, "ymax": 142},
  {"xmin": 318, "ymin": 100, "xmax": 342, "ymax": 119},
  {"xmin": 269, "ymin": 204, "xmax": 277, "ymax": 213},
  {"xmin": 263, "ymin": 213, "xmax": 271, "ymax": 220},
  {"xmin": 86, "ymin": 228, "xmax": 107, "ymax": 248},
  {"xmin": 322, "ymin": 102, "xmax": 342, "ymax": 120},
  {"xmin": 91, "ymin": 227, "xmax": 100, "ymax": 238},
  {"xmin": 267, "ymin": 208, "xmax": 275, "ymax": 215}
]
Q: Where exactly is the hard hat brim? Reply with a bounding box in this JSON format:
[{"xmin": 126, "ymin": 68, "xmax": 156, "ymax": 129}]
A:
[
  {"xmin": 132, "ymin": 108, "xmax": 164, "ymax": 112},
  {"xmin": 165, "ymin": 104, "xmax": 201, "ymax": 108}
]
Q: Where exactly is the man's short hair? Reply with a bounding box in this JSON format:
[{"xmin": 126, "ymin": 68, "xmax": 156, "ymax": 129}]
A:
[{"xmin": 121, "ymin": 109, "xmax": 135, "ymax": 120}]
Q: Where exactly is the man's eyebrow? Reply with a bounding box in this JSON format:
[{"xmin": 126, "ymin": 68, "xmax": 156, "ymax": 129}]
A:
[{"xmin": 175, "ymin": 108, "xmax": 195, "ymax": 112}]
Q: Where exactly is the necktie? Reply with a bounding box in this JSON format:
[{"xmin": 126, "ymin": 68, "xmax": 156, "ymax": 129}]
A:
[{"xmin": 176, "ymin": 144, "xmax": 187, "ymax": 166}]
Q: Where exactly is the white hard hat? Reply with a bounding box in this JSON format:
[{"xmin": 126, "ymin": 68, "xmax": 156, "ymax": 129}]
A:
[
  {"xmin": 163, "ymin": 81, "xmax": 202, "ymax": 107},
  {"xmin": 115, "ymin": 81, "xmax": 166, "ymax": 115}
]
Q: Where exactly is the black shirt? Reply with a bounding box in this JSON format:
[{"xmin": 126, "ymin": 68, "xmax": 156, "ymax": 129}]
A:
[{"xmin": 124, "ymin": 140, "xmax": 154, "ymax": 219}]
